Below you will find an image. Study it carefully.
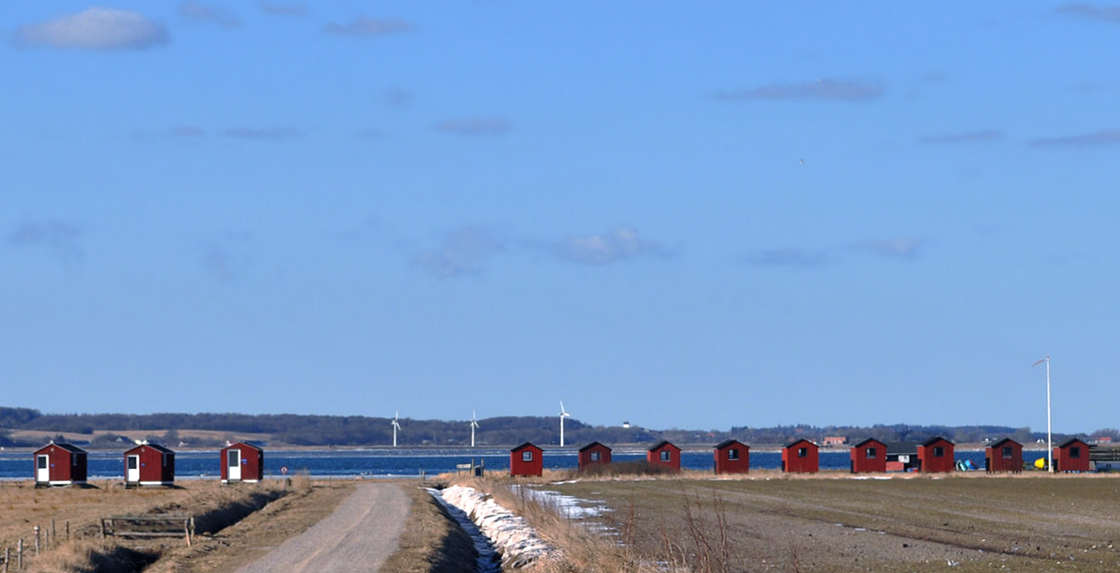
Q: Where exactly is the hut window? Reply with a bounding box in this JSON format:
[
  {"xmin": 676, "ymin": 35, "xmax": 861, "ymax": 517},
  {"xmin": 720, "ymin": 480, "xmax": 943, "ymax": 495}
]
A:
[
  {"xmin": 797, "ymin": 447, "xmax": 808, "ymax": 458},
  {"xmin": 1001, "ymin": 446, "xmax": 1013, "ymax": 459},
  {"xmin": 162, "ymin": 453, "xmax": 168, "ymax": 467},
  {"xmin": 590, "ymin": 451, "xmax": 600, "ymax": 462},
  {"xmin": 72, "ymin": 455, "xmax": 78, "ymax": 467},
  {"xmin": 38, "ymin": 456, "xmax": 48, "ymax": 469},
  {"xmin": 728, "ymin": 448, "xmax": 739, "ymax": 460},
  {"xmin": 866, "ymin": 447, "xmax": 877, "ymax": 458},
  {"xmin": 933, "ymin": 446, "xmax": 945, "ymax": 457},
  {"xmin": 1070, "ymin": 447, "xmax": 1081, "ymax": 458},
  {"xmin": 521, "ymin": 451, "xmax": 533, "ymax": 462},
  {"xmin": 660, "ymin": 450, "xmax": 671, "ymax": 462}
]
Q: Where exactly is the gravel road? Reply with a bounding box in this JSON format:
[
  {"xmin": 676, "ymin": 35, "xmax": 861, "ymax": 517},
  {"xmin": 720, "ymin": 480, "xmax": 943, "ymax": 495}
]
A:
[{"xmin": 236, "ymin": 483, "xmax": 409, "ymax": 573}]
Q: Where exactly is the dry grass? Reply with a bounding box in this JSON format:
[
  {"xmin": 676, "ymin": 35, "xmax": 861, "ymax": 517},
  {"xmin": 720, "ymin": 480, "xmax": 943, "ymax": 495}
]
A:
[
  {"xmin": 147, "ymin": 481, "xmax": 355, "ymax": 573},
  {"xmin": 450, "ymin": 471, "xmax": 1120, "ymax": 572},
  {"xmin": 0, "ymin": 480, "xmax": 285, "ymax": 572},
  {"xmin": 380, "ymin": 486, "xmax": 478, "ymax": 573},
  {"xmin": 549, "ymin": 475, "xmax": 1120, "ymax": 572},
  {"xmin": 450, "ymin": 476, "xmax": 639, "ymax": 572}
]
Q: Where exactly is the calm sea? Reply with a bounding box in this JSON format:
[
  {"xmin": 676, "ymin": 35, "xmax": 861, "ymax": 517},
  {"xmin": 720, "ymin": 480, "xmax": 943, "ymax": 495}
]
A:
[{"xmin": 0, "ymin": 448, "xmax": 996, "ymax": 480}]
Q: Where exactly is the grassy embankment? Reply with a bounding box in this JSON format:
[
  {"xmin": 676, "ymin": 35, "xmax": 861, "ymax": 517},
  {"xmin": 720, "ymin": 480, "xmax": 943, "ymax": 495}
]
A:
[
  {"xmin": 0, "ymin": 477, "xmax": 352, "ymax": 572},
  {"xmin": 455, "ymin": 468, "xmax": 1120, "ymax": 572}
]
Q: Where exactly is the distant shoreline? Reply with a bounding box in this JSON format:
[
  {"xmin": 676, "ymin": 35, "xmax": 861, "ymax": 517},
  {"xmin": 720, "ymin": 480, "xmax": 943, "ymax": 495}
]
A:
[{"xmin": 0, "ymin": 443, "xmax": 1057, "ymax": 454}]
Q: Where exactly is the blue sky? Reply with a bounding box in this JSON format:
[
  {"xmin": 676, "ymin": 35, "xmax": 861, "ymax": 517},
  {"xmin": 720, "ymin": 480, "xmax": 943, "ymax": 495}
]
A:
[{"xmin": 3, "ymin": 2, "xmax": 1119, "ymax": 432}]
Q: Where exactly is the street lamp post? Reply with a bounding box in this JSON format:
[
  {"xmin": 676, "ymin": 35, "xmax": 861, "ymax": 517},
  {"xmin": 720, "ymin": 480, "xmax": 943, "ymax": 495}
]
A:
[{"xmin": 1033, "ymin": 355, "xmax": 1053, "ymax": 473}]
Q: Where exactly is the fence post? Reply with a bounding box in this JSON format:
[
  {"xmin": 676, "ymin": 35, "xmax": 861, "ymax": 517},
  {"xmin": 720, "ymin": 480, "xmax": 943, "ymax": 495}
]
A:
[
  {"xmin": 16, "ymin": 539, "xmax": 22, "ymax": 570},
  {"xmin": 3, "ymin": 546, "xmax": 8, "ymax": 573},
  {"xmin": 66, "ymin": 521, "xmax": 70, "ymax": 541},
  {"xmin": 33, "ymin": 527, "xmax": 39, "ymax": 556},
  {"xmin": 51, "ymin": 520, "xmax": 56, "ymax": 545}
]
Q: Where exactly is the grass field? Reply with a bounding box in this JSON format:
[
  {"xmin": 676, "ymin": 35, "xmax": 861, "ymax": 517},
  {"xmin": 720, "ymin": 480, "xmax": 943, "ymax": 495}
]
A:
[{"xmin": 509, "ymin": 473, "xmax": 1120, "ymax": 572}]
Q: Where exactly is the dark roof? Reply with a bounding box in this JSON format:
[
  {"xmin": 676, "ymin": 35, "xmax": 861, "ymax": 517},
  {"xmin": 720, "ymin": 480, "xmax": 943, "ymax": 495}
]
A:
[
  {"xmin": 784, "ymin": 438, "xmax": 816, "ymax": 449},
  {"xmin": 989, "ymin": 437, "xmax": 1021, "ymax": 448},
  {"xmin": 852, "ymin": 438, "xmax": 885, "ymax": 448},
  {"xmin": 648, "ymin": 440, "xmax": 679, "ymax": 452},
  {"xmin": 36, "ymin": 442, "xmax": 86, "ymax": 454},
  {"xmin": 578, "ymin": 441, "xmax": 611, "ymax": 452},
  {"xmin": 125, "ymin": 442, "xmax": 174, "ymax": 454},
  {"xmin": 510, "ymin": 441, "xmax": 540, "ymax": 452},
  {"xmin": 714, "ymin": 439, "xmax": 748, "ymax": 450},
  {"xmin": 226, "ymin": 441, "xmax": 262, "ymax": 452},
  {"xmin": 886, "ymin": 441, "xmax": 919, "ymax": 455},
  {"xmin": 921, "ymin": 436, "xmax": 954, "ymax": 447},
  {"xmin": 1059, "ymin": 437, "xmax": 1090, "ymax": 448}
]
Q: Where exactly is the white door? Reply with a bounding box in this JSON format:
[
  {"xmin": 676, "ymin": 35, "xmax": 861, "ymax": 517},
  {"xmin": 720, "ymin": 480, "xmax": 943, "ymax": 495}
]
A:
[
  {"xmin": 227, "ymin": 449, "xmax": 241, "ymax": 481},
  {"xmin": 36, "ymin": 455, "xmax": 49, "ymax": 482},
  {"xmin": 127, "ymin": 455, "xmax": 140, "ymax": 482}
]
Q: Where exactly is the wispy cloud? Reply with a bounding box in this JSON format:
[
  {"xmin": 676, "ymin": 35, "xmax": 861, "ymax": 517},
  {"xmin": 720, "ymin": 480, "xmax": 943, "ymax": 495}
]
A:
[
  {"xmin": 355, "ymin": 127, "xmax": 384, "ymax": 139},
  {"xmin": 853, "ymin": 238, "xmax": 925, "ymax": 260},
  {"xmin": 1057, "ymin": 3, "xmax": 1120, "ymax": 22},
  {"xmin": 134, "ymin": 125, "xmax": 207, "ymax": 140},
  {"xmin": 221, "ymin": 127, "xmax": 304, "ymax": 141},
  {"xmin": 1028, "ymin": 129, "xmax": 1120, "ymax": 147},
  {"xmin": 7, "ymin": 220, "xmax": 84, "ymax": 262},
  {"xmin": 413, "ymin": 227, "xmax": 505, "ymax": 278},
  {"xmin": 743, "ymin": 248, "xmax": 830, "ymax": 269},
  {"xmin": 383, "ymin": 87, "xmax": 414, "ymax": 108},
  {"xmin": 434, "ymin": 118, "xmax": 511, "ymax": 136},
  {"xmin": 259, "ymin": 1, "xmax": 307, "ymax": 17},
  {"xmin": 15, "ymin": 8, "xmax": 168, "ymax": 51},
  {"xmin": 324, "ymin": 17, "xmax": 411, "ymax": 37},
  {"xmin": 179, "ymin": 1, "xmax": 241, "ymax": 28},
  {"xmin": 714, "ymin": 78, "xmax": 884, "ymax": 102},
  {"xmin": 553, "ymin": 227, "xmax": 667, "ymax": 266},
  {"xmin": 918, "ymin": 129, "xmax": 1005, "ymax": 144},
  {"xmin": 200, "ymin": 231, "xmax": 253, "ymax": 282}
]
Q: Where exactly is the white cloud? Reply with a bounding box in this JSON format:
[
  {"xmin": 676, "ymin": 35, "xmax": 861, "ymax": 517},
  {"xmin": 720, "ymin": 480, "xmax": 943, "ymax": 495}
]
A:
[
  {"xmin": 414, "ymin": 227, "xmax": 505, "ymax": 278},
  {"xmin": 855, "ymin": 238, "xmax": 925, "ymax": 260},
  {"xmin": 15, "ymin": 8, "xmax": 168, "ymax": 51},
  {"xmin": 554, "ymin": 227, "xmax": 666, "ymax": 265}
]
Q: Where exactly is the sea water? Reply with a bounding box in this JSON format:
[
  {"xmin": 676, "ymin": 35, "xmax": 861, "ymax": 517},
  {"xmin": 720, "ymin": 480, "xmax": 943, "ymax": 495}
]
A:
[{"xmin": 0, "ymin": 448, "xmax": 993, "ymax": 480}]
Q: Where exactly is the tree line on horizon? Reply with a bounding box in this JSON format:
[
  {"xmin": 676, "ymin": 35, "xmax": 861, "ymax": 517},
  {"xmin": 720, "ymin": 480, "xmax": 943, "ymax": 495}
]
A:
[{"xmin": 1, "ymin": 407, "xmax": 1115, "ymax": 448}]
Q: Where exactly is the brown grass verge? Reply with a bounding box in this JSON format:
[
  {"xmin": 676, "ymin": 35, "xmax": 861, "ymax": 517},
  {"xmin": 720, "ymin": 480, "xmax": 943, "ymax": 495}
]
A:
[
  {"xmin": 451, "ymin": 476, "xmax": 638, "ymax": 572},
  {"xmin": 0, "ymin": 480, "xmax": 287, "ymax": 573},
  {"xmin": 379, "ymin": 485, "xmax": 478, "ymax": 573},
  {"xmin": 146, "ymin": 480, "xmax": 355, "ymax": 573}
]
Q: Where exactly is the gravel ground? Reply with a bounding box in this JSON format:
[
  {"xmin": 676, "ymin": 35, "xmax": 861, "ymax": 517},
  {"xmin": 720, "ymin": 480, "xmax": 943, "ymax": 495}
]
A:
[{"xmin": 236, "ymin": 482, "xmax": 409, "ymax": 573}]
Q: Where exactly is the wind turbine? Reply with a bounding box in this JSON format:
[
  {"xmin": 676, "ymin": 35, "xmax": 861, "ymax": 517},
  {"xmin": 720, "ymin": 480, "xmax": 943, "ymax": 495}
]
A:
[
  {"xmin": 559, "ymin": 401, "xmax": 572, "ymax": 447},
  {"xmin": 470, "ymin": 410, "xmax": 480, "ymax": 448},
  {"xmin": 391, "ymin": 411, "xmax": 402, "ymax": 448},
  {"xmin": 1033, "ymin": 356, "xmax": 1053, "ymax": 473}
]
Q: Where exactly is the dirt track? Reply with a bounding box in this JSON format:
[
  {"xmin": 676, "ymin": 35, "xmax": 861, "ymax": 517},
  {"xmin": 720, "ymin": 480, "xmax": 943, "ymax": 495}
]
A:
[{"xmin": 236, "ymin": 482, "xmax": 409, "ymax": 573}]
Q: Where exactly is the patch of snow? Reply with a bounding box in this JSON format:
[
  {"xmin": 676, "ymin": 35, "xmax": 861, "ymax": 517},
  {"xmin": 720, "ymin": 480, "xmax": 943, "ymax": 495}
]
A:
[
  {"xmin": 437, "ymin": 485, "xmax": 558, "ymax": 569},
  {"xmin": 549, "ymin": 479, "xmax": 580, "ymax": 485},
  {"xmin": 512, "ymin": 485, "xmax": 611, "ymax": 519},
  {"xmin": 426, "ymin": 488, "xmax": 501, "ymax": 572}
]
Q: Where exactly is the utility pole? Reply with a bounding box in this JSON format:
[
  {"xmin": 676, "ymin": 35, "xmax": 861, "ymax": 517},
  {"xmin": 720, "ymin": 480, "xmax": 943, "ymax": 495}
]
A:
[{"xmin": 1033, "ymin": 355, "xmax": 1053, "ymax": 473}]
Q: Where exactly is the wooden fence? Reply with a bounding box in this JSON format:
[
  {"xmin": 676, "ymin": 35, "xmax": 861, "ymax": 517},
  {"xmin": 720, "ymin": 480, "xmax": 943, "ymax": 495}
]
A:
[{"xmin": 101, "ymin": 514, "xmax": 195, "ymax": 547}]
